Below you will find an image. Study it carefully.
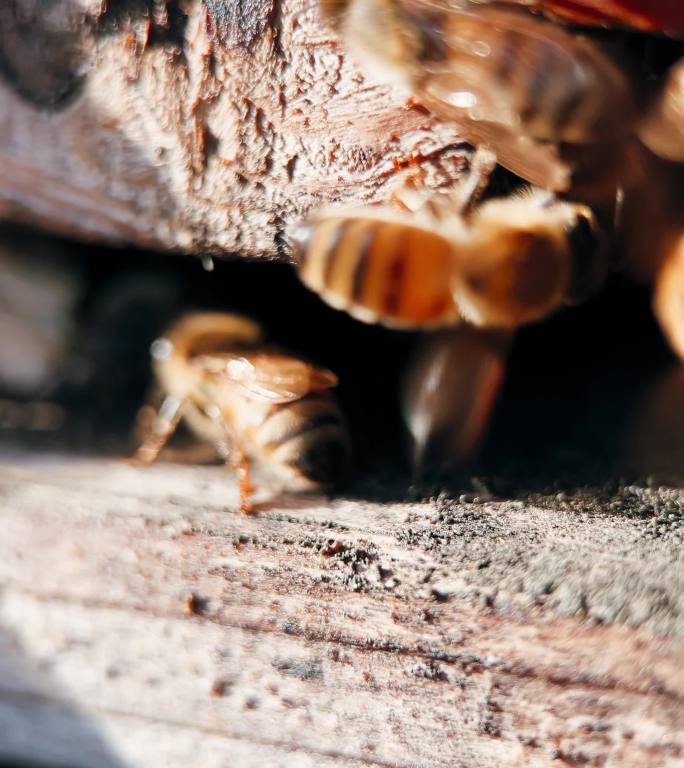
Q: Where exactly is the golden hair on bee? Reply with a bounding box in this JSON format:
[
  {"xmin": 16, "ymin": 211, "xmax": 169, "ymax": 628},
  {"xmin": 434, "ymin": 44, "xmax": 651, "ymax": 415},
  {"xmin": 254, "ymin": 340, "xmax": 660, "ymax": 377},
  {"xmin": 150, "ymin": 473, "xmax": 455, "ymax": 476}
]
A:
[
  {"xmin": 639, "ymin": 58, "xmax": 684, "ymax": 163},
  {"xmin": 451, "ymin": 190, "xmax": 605, "ymax": 328},
  {"xmin": 135, "ymin": 312, "xmax": 350, "ymax": 513},
  {"xmin": 294, "ymin": 188, "xmax": 605, "ymax": 331},
  {"xmin": 294, "ymin": 206, "xmax": 462, "ymax": 329}
]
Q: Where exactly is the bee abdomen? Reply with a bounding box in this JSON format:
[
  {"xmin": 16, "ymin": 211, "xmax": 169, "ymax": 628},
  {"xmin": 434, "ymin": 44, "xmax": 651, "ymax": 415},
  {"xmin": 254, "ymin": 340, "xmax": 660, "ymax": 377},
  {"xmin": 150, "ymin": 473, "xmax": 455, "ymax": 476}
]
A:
[
  {"xmin": 455, "ymin": 9, "xmax": 631, "ymax": 144},
  {"xmin": 257, "ymin": 394, "xmax": 349, "ymax": 488},
  {"xmin": 295, "ymin": 215, "xmax": 459, "ymax": 328}
]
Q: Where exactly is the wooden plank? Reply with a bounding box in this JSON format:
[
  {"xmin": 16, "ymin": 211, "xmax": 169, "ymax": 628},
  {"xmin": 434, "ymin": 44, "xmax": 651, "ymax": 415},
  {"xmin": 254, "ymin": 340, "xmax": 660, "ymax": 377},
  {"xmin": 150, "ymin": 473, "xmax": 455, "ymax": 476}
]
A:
[
  {"xmin": 0, "ymin": 452, "xmax": 683, "ymax": 766},
  {"xmin": 0, "ymin": 0, "xmax": 467, "ymax": 259}
]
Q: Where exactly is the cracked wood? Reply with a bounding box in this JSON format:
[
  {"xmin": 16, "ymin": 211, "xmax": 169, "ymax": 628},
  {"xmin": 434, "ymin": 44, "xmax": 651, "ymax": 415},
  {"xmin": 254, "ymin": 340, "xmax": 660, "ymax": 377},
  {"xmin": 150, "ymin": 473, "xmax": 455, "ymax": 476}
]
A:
[
  {"xmin": 0, "ymin": 453, "xmax": 683, "ymax": 767},
  {"xmin": 0, "ymin": 0, "xmax": 468, "ymax": 259}
]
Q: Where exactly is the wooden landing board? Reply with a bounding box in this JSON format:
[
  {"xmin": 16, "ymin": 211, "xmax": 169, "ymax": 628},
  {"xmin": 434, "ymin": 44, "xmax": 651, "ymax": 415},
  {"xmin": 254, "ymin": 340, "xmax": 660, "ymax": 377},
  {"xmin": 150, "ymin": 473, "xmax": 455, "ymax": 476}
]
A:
[{"xmin": 0, "ymin": 452, "xmax": 683, "ymax": 767}]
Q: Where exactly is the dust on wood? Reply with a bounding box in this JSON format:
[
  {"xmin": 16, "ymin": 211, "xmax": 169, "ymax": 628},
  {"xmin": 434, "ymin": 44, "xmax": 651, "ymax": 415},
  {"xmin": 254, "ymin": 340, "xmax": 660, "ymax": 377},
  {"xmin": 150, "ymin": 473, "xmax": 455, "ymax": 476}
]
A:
[
  {"xmin": 204, "ymin": 0, "xmax": 280, "ymax": 51},
  {"xmin": 0, "ymin": 452, "xmax": 683, "ymax": 767}
]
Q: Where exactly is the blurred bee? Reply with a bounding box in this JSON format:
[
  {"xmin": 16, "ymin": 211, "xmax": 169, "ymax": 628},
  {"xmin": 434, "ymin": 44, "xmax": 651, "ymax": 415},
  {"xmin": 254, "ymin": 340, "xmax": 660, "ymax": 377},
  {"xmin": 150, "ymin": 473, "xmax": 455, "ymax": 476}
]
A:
[
  {"xmin": 295, "ymin": 186, "xmax": 605, "ymax": 331},
  {"xmin": 294, "ymin": 183, "xmax": 604, "ymax": 467},
  {"xmin": 640, "ymin": 57, "xmax": 684, "ymax": 163},
  {"xmin": 291, "ymin": 0, "xmax": 630, "ymax": 468},
  {"xmin": 402, "ymin": 326, "xmax": 512, "ymax": 471},
  {"xmin": 134, "ymin": 312, "xmax": 350, "ymax": 513},
  {"xmin": 323, "ymin": 0, "xmax": 636, "ymax": 193}
]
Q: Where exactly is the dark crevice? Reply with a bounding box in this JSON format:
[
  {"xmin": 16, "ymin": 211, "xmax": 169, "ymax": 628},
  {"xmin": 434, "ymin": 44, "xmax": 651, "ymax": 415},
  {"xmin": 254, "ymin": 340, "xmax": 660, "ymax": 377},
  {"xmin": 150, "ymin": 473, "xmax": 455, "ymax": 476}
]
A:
[
  {"xmin": 98, "ymin": 0, "xmax": 190, "ymax": 50},
  {"xmin": 0, "ymin": 1, "xmax": 90, "ymax": 109}
]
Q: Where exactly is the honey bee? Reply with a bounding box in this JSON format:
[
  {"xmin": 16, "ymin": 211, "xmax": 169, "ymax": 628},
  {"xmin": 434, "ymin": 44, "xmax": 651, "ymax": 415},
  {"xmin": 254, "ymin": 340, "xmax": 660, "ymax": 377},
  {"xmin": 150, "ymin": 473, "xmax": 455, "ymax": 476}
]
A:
[
  {"xmin": 294, "ymin": 186, "xmax": 605, "ymax": 331},
  {"xmin": 294, "ymin": 178, "xmax": 604, "ymax": 467},
  {"xmin": 290, "ymin": 0, "xmax": 638, "ymax": 468},
  {"xmin": 134, "ymin": 312, "xmax": 350, "ymax": 513},
  {"xmin": 323, "ymin": 0, "xmax": 636, "ymax": 193}
]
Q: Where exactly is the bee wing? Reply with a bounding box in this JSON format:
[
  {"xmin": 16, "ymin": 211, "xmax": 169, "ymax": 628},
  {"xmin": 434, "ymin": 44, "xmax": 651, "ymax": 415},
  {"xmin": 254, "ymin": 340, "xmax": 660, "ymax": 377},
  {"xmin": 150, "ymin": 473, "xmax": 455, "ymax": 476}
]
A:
[
  {"xmin": 198, "ymin": 351, "xmax": 338, "ymax": 403},
  {"xmin": 402, "ymin": 327, "xmax": 511, "ymax": 471},
  {"xmin": 455, "ymin": 121, "xmax": 570, "ymax": 191},
  {"xmin": 410, "ymin": 3, "xmax": 630, "ymax": 146}
]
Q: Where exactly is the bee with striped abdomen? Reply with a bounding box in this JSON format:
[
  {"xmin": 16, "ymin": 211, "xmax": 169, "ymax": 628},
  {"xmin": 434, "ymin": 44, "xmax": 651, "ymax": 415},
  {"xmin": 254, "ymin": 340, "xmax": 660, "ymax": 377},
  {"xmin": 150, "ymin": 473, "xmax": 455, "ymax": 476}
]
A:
[
  {"xmin": 134, "ymin": 312, "xmax": 350, "ymax": 513},
  {"xmin": 294, "ymin": 186, "xmax": 606, "ymax": 331},
  {"xmin": 294, "ymin": 180, "xmax": 605, "ymax": 469},
  {"xmin": 323, "ymin": 0, "xmax": 635, "ymax": 193}
]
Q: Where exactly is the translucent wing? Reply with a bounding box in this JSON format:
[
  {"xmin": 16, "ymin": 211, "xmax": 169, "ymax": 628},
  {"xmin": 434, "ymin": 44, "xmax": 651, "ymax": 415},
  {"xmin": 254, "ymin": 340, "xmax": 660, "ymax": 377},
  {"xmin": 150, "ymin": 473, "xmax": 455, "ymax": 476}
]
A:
[
  {"xmin": 451, "ymin": 121, "xmax": 571, "ymax": 191},
  {"xmin": 402, "ymin": 327, "xmax": 511, "ymax": 471},
  {"xmin": 196, "ymin": 350, "xmax": 338, "ymax": 403},
  {"xmin": 408, "ymin": 2, "xmax": 632, "ymax": 146}
]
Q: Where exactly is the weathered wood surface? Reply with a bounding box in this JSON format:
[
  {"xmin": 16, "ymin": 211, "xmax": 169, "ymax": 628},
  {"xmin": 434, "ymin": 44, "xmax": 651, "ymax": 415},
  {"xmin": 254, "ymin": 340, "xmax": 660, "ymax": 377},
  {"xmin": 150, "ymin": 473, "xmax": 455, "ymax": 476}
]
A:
[
  {"xmin": 1, "ymin": 450, "xmax": 684, "ymax": 767},
  {"xmin": 0, "ymin": 0, "xmax": 465, "ymax": 258}
]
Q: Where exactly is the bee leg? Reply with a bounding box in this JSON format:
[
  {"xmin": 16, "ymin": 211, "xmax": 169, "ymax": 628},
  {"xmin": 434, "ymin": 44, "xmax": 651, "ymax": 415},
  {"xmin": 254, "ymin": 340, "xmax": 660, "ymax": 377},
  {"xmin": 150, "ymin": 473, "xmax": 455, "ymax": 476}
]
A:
[
  {"xmin": 132, "ymin": 395, "xmax": 185, "ymax": 465},
  {"xmin": 218, "ymin": 439, "xmax": 253, "ymax": 515},
  {"xmin": 402, "ymin": 327, "xmax": 511, "ymax": 475},
  {"xmin": 233, "ymin": 448, "xmax": 254, "ymax": 516},
  {"xmin": 458, "ymin": 146, "xmax": 498, "ymax": 219},
  {"xmin": 389, "ymin": 145, "xmax": 497, "ymax": 224},
  {"xmin": 389, "ymin": 183, "xmax": 429, "ymax": 213},
  {"xmin": 204, "ymin": 407, "xmax": 255, "ymax": 515}
]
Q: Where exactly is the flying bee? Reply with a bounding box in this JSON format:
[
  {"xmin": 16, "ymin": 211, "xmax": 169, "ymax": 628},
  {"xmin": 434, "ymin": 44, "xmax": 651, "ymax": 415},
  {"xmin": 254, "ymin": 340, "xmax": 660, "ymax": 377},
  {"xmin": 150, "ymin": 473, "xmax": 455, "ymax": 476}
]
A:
[
  {"xmin": 294, "ymin": 186, "xmax": 606, "ymax": 331},
  {"xmin": 134, "ymin": 312, "xmax": 350, "ymax": 513},
  {"xmin": 294, "ymin": 176, "xmax": 604, "ymax": 467},
  {"xmin": 323, "ymin": 0, "xmax": 636, "ymax": 193}
]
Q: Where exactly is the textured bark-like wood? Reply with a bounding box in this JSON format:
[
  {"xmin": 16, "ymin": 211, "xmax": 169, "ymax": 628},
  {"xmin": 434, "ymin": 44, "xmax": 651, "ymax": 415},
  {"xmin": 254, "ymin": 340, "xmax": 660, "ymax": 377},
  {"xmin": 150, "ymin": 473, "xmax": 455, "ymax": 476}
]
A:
[
  {"xmin": 0, "ymin": 0, "xmax": 467, "ymax": 259},
  {"xmin": 1, "ymin": 452, "xmax": 684, "ymax": 767}
]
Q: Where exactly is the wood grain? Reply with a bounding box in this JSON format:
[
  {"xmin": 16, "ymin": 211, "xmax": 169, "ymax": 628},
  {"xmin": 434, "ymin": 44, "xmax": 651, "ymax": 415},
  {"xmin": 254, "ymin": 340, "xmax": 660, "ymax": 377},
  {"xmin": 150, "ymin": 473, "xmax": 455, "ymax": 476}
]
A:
[
  {"xmin": 0, "ymin": 0, "xmax": 467, "ymax": 259},
  {"xmin": 1, "ymin": 451, "xmax": 683, "ymax": 767}
]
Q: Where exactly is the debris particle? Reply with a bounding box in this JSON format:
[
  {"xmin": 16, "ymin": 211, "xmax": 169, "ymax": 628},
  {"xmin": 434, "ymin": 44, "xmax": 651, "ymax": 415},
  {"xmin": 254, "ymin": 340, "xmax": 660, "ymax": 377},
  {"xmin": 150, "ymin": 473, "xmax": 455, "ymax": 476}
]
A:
[
  {"xmin": 409, "ymin": 660, "xmax": 449, "ymax": 682},
  {"xmin": 273, "ymin": 657, "xmax": 323, "ymax": 680},
  {"xmin": 322, "ymin": 539, "xmax": 345, "ymax": 557},
  {"xmin": 431, "ymin": 581, "xmax": 456, "ymax": 602},
  {"xmin": 211, "ymin": 677, "xmax": 233, "ymax": 697},
  {"xmin": 186, "ymin": 592, "xmax": 209, "ymax": 615}
]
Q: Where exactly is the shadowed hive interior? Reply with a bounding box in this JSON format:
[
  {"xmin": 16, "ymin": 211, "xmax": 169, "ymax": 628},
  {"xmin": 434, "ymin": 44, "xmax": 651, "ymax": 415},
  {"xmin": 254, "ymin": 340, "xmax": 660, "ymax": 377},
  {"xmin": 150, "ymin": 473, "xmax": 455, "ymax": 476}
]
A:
[
  {"xmin": 5, "ymin": 224, "xmax": 674, "ymax": 490},
  {"xmin": 2, "ymin": 225, "xmax": 684, "ymax": 767}
]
